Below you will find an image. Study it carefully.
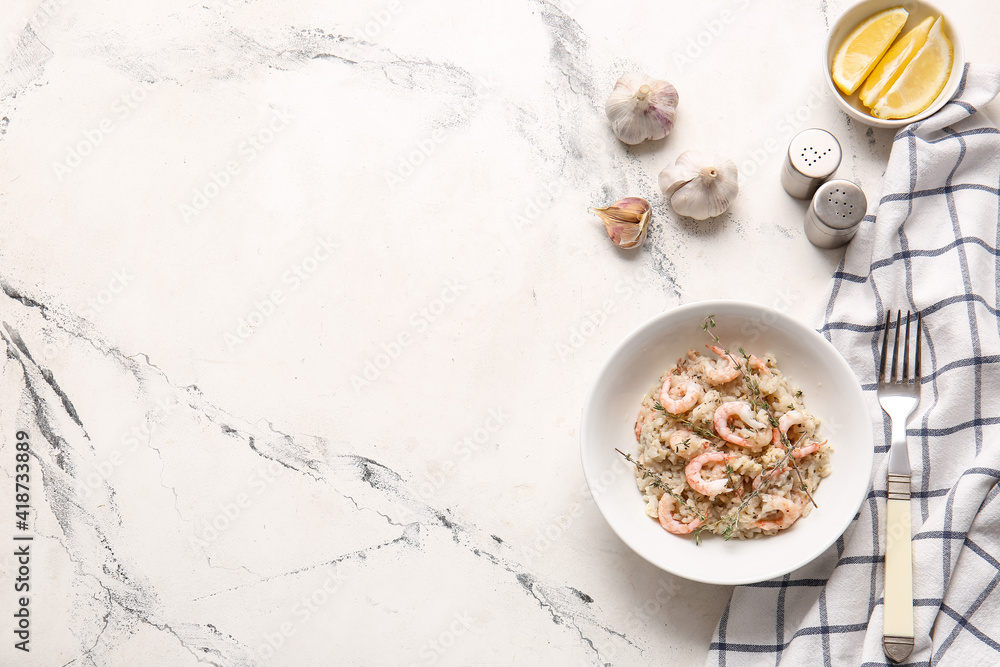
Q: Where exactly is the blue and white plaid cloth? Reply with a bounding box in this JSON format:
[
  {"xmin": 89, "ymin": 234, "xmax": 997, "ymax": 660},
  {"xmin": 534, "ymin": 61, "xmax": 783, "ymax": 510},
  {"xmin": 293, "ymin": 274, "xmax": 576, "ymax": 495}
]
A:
[{"xmin": 707, "ymin": 63, "xmax": 1000, "ymax": 667}]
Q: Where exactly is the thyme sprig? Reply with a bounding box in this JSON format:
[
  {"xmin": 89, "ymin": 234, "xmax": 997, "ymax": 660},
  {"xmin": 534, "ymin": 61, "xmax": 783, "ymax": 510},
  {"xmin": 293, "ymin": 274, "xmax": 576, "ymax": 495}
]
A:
[
  {"xmin": 702, "ymin": 315, "xmax": 768, "ymax": 413},
  {"xmin": 653, "ymin": 402, "xmax": 719, "ymax": 442},
  {"xmin": 707, "ymin": 453, "xmax": 796, "ymax": 539},
  {"xmin": 615, "ymin": 449, "xmax": 707, "ymax": 538},
  {"xmin": 725, "ymin": 463, "xmax": 742, "ymax": 500},
  {"xmin": 619, "ymin": 318, "xmax": 823, "ymax": 544},
  {"xmin": 702, "ymin": 315, "xmax": 818, "ymax": 514},
  {"xmin": 774, "ymin": 427, "xmax": 819, "ymax": 510}
]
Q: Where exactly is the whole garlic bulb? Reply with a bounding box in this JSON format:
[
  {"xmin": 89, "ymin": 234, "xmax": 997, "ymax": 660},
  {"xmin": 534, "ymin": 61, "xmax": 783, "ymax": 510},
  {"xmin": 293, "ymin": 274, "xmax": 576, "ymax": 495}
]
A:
[
  {"xmin": 605, "ymin": 73, "xmax": 678, "ymax": 145},
  {"xmin": 658, "ymin": 150, "xmax": 738, "ymax": 220}
]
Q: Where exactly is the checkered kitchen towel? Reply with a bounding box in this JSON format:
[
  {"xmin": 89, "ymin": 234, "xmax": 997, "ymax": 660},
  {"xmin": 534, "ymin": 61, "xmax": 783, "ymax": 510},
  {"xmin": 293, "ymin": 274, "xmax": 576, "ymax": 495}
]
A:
[{"xmin": 707, "ymin": 63, "xmax": 1000, "ymax": 667}]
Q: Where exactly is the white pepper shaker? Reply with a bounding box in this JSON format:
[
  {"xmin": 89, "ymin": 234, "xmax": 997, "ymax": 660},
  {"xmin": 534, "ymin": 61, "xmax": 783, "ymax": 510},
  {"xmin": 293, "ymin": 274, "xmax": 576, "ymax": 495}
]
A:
[
  {"xmin": 804, "ymin": 179, "xmax": 867, "ymax": 249},
  {"xmin": 781, "ymin": 128, "xmax": 842, "ymax": 199}
]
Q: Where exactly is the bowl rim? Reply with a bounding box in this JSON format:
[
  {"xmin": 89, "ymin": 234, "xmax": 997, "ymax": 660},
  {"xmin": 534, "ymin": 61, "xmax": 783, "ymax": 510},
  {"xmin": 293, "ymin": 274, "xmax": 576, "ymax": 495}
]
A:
[
  {"xmin": 822, "ymin": 0, "xmax": 965, "ymax": 129},
  {"xmin": 580, "ymin": 299, "xmax": 875, "ymax": 585}
]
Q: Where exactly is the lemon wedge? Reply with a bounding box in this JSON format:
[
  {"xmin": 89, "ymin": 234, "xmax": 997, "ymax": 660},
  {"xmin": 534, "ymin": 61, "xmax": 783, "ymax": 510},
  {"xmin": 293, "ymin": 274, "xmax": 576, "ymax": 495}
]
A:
[
  {"xmin": 872, "ymin": 17, "xmax": 953, "ymax": 119},
  {"xmin": 832, "ymin": 7, "xmax": 909, "ymax": 95},
  {"xmin": 859, "ymin": 16, "xmax": 934, "ymax": 108}
]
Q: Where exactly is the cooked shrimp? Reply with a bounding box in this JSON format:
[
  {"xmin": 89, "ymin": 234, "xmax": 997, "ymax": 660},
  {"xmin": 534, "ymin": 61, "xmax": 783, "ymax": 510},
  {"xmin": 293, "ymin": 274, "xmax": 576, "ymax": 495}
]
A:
[
  {"xmin": 634, "ymin": 401, "xmax": 655, "ymax": 441},
  {"xmin": 714, "ymin": 402, "xmax": 769, "ymax": 448},
  {"xmin": 778, "ymin": 410, "xmax": 807, "ymax": 439},
  {"xmin": 755, "ymin": 494, "xmax": 801, "ymax": 531},
  {"xmin": 778, "ymin": 411, "xmax": 824, "ymax": 458},
  {"xmin": 675, "ymin": 354, "xmax": 690, "ymax": 375},
  {"xmin": 668, "ymin": 429, "xmax": 708, "ymax": 459},
  {"xmin": 747, "ymin": 355, "xmax": 771, "ymax": 375},
  {"xmin": 657, "ymin": 493, "xmax": 702, "ymax": 535},
  {"xmin": 658, "ymin": 375, "xmax": 704, "ymax": 414},
  {"xmin": 685, "ymin": 452, "xmax": 731, "ymax": 497},
  {"xmin": 704, "ymin": 345, "xmax": 741, "ymax": 385},
  {"xmin": 704, "ymin": 345, "xmax": 771, "ymax": 385},
  {"xmin": 792, "ymin": 439, "xmax": 826, "ymax": 459}
]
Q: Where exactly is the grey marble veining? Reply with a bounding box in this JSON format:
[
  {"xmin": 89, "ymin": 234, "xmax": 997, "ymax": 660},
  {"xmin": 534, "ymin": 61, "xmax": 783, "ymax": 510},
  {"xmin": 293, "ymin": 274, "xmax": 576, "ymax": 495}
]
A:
[{"xmin": 2, "ymin": 0, "xmax": 999, "ymax": 665}]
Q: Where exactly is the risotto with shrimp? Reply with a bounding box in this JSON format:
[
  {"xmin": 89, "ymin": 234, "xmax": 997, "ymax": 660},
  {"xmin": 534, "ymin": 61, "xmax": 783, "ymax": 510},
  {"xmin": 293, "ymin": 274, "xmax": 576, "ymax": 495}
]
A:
[{"xmin": 630, "ymin": 343, "xmax": 832, "ymax": 541}]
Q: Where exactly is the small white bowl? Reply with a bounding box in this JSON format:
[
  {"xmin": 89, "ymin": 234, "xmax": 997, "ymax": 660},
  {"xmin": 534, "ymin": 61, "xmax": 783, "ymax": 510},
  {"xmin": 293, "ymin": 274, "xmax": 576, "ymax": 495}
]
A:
[
  {"xmin": 823, "ymin": 0, "xmax": 964, "ymax": 129},
  {"xmin": 580, "ymin": 300, "xmax": 874, "ymax": 585}
]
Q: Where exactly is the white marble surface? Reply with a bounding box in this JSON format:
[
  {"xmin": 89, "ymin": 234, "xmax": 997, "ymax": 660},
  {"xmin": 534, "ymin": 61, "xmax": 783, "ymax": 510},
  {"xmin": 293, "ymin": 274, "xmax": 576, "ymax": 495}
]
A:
[{"xmin": 2, "ymin": 1, "xmax": 1000, "ymax": 665}]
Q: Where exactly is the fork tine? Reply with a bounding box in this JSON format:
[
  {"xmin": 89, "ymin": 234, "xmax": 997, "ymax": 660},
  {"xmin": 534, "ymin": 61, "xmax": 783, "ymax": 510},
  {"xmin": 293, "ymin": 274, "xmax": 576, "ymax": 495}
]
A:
[
  {"xmin": 891, "ymin": 309, "xmax": 902, "ymax": 383},
  {"xmin": 879, "ymin": 310, "xmax": 892, "ymax": 382},
  {"xmin": 903, "ymin": 311, "xmax": 911, "ymax": 381},
  {"xmin": 914, "ymin": 311, "xmax": 922, "ymax": 382}
]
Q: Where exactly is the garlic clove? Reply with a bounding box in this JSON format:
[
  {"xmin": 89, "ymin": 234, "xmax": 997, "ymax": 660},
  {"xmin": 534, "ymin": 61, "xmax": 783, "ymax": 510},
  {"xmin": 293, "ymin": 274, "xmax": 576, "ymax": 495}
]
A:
[
  {"xmin": 591, "ymin": 197, "xmax": 652, "ymax": 249},
  {"xmin": 670, "ymin": 179, "xmax": 734, "ymax": 220},
  {"xmin": 605, "ymin": 73, "xmax": 678, "ymax": 145},
  {"xmin": 658, "ymin": 164, "xmax": 698, "ymax": 198},
  {"xmin": 658, "ymin": 150, "xmax": 738, "ymax": 220}
]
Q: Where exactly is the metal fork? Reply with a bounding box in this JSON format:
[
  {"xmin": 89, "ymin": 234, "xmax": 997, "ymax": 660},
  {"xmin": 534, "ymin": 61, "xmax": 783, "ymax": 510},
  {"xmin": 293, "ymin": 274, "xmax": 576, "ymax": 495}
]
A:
[{"xmin": 878, "ymin": 310, "xmax": 922, "ymax": 663}]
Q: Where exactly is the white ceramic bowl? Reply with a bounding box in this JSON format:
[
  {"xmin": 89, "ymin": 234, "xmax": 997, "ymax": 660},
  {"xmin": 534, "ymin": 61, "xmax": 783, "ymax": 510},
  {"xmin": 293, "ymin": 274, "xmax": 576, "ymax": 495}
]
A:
[
  {"xmin": 823, "ymin": 0, "xmax": 964, "ymax": 129},
  {"xmin": 580, "ymin": 300, "xmax": 874, "ymax": 585}
]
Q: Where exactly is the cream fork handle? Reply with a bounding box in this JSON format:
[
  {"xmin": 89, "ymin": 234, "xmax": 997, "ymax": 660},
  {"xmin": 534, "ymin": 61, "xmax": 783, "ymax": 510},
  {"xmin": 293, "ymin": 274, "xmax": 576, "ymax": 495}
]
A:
[{"xmin": 883, "ymin": 473, "xmax": 913, "ymax": 662}]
